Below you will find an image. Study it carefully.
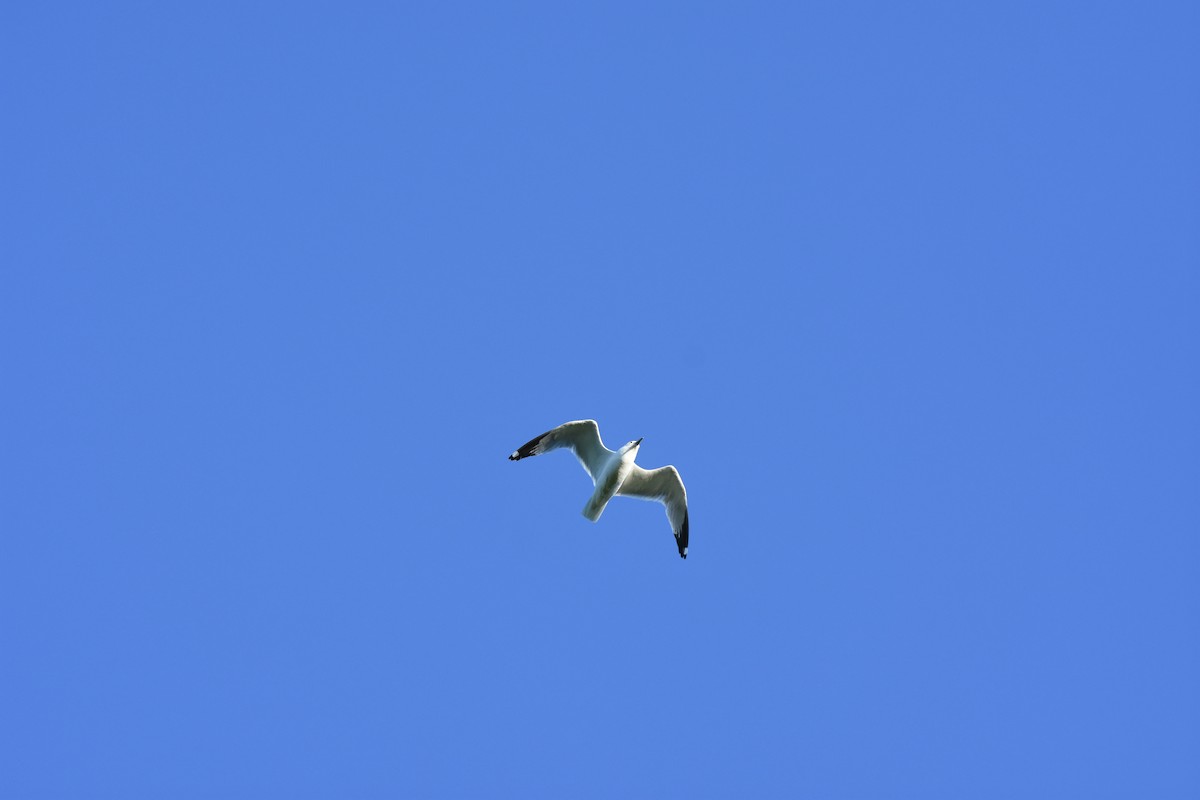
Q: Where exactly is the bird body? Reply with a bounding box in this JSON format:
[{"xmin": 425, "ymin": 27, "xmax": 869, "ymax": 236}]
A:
[
  {"xmin": 509, "ymin": 420, "xmax": 689, "ymax": 558},
  {"xmin": 582, "ymin": 439, "xmax": 640, "ymax": 522}
]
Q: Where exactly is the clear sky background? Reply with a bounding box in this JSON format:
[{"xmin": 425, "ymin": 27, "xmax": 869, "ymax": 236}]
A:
[{"xmin": 2, "ymin": 2, "xmax": 1198, "ymax": 798}]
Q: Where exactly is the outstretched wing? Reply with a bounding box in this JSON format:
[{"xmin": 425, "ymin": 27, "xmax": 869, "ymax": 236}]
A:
[
  {"xmin": 618, "ymin": 465, "xmax": 689, "ymax": 559},
  {"xmin": 508, "ymin": 419, "xmax": 612, "ymax": 482}
]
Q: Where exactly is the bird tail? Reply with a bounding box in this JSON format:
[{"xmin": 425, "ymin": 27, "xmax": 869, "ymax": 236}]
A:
[{"xmin": 581, "ymin": 497, "xmax": 607, "ymax": 522}]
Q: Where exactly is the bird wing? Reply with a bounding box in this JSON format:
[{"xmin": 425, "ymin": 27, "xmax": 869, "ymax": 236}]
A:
[
  {"xmin": 618, "ymin": 465, "xmax": 689, "ymax": 559},
  {"xmin": 508, "ymin": 419, "xmax": 612, "ymax": 482}
]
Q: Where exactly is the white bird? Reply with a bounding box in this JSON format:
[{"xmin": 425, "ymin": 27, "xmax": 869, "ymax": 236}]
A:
[{"xmin": 508, "ymin": 420, "xmax": 690, "ymax": 559}]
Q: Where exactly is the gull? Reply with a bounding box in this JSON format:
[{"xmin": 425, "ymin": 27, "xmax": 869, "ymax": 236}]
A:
[{"xmin": 508, "ymin": 420, "xmax": 690, "ymax": 559}]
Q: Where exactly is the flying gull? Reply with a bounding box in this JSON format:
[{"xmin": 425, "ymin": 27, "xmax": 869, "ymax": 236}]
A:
[{"xmin": 509, "ymin": 420, "xmax": 689, "ymax": 559}]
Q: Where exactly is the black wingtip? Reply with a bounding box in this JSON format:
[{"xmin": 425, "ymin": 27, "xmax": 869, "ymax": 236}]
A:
[
  {"xmin": 676, "ymin": 510, "xmax": 689, "ymax": 559},
  {"xmin": 508, "ymin": 431, "xmax": 550, "ymax": 462}
]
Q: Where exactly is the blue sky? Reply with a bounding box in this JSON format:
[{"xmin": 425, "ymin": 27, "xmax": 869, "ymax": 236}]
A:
[{"xmin": 2, "ymin": 2, "xmax": 1198, "ymax": 797}]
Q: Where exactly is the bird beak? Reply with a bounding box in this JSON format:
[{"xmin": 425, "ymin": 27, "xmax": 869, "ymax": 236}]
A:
[{"xmin": 634, "ymin": 438, "xmax": 643, "ymax": 446}]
